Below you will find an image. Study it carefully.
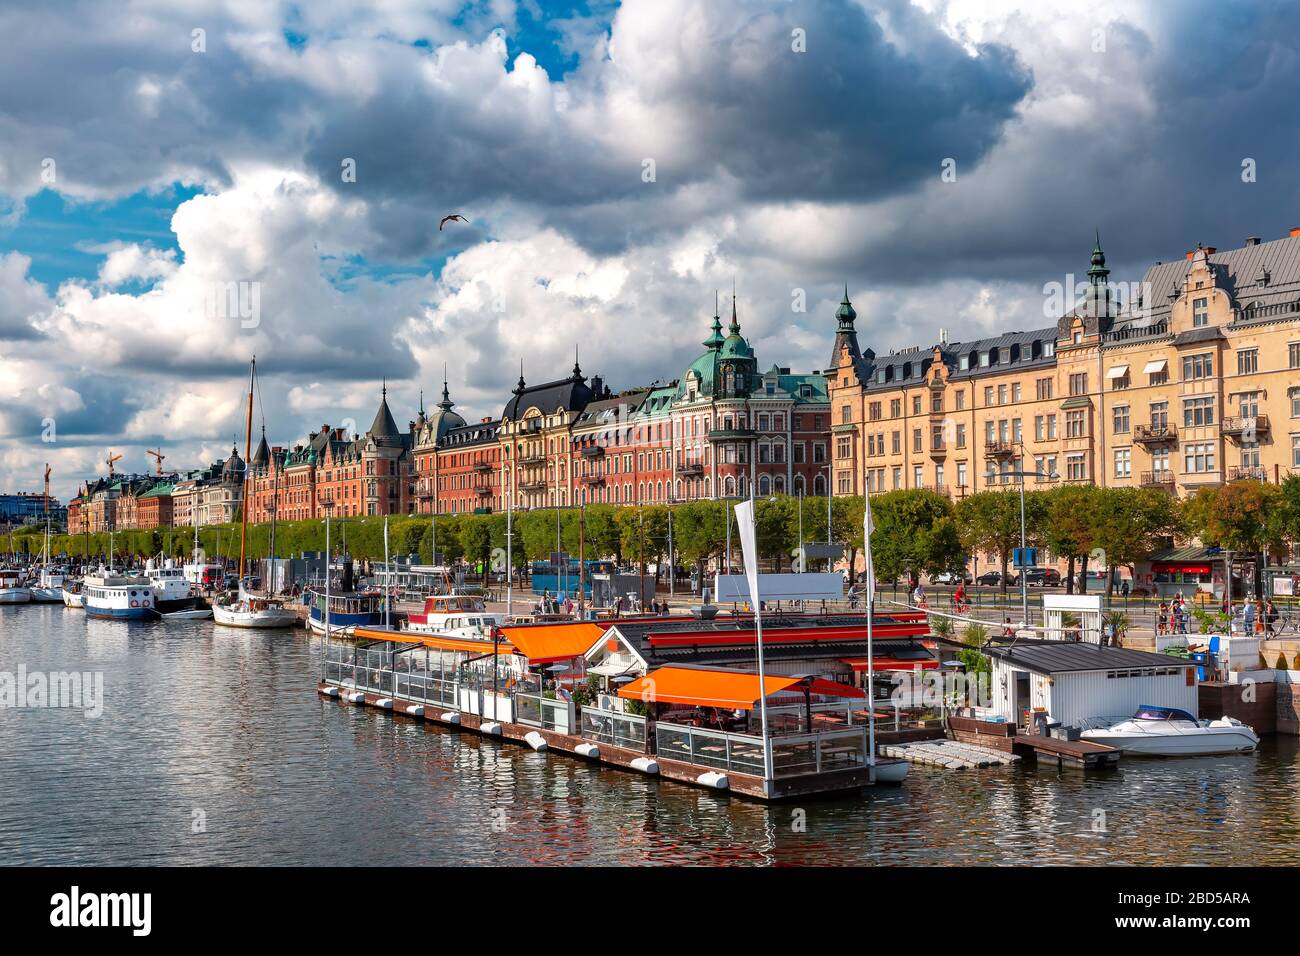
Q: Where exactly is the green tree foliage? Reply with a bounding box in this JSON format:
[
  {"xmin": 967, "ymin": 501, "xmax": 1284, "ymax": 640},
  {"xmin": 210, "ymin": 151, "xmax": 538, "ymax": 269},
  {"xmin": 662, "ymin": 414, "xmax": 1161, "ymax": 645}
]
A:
[
  {"xmin": 956, "ymin": 490, "xmax": 1045, "ymax": 594},
  {"xmin": 868, "ymin": 489, "xmax": 963, "ymax": 585}
]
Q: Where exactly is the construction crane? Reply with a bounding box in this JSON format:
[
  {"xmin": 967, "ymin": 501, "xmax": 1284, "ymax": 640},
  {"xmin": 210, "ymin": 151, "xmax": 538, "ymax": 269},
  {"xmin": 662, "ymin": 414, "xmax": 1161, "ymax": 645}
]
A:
[
  {"xmin": 147, "ymin": 448, "xmax": 166, "ymax": 476},
  {"xmin": 105, "ymin": 451, "xmax": 123, "ymax": 477}
]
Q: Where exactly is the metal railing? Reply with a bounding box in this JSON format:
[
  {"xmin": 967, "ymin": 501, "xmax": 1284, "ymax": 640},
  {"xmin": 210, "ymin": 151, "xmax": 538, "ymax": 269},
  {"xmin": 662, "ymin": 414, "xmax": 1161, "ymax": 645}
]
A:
[
  {"xmin": 581, "ymin": 709, "xmax": 647, "ymax": 751},
  {"xmin": 654, "ymin": 722, "xmax": 766, "ymax": 775},
  {"xmin": 517, "ymin": 694, "xmax": 575, "ymax": 734}
]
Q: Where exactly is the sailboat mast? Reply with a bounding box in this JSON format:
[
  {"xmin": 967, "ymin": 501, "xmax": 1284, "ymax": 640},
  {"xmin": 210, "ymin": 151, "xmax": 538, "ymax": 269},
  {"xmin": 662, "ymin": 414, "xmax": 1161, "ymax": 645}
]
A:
[{"xmin": 237, "ymin": 356, "xmax": 255, "ymax": 585}]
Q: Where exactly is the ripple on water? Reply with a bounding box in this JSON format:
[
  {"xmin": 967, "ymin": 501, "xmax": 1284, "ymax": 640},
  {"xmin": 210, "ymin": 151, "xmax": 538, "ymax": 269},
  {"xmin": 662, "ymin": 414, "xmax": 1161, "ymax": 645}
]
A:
[{"xmin": 2, "ymin": 604, "xmax": 1300, "ymax": 865}]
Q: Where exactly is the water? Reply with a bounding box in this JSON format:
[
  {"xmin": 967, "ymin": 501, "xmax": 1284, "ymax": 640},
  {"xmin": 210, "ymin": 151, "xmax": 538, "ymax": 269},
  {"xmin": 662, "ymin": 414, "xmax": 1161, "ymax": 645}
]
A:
[{"xmin": 3, "ymin": 604, "xmax": 1299, "ymax": 866}]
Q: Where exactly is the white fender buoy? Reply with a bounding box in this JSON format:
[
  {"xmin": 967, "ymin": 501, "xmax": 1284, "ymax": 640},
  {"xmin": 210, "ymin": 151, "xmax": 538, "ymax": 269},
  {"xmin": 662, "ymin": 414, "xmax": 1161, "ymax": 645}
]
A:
[
  {"xmin": 481, "ymin": 721, "xmax": 503, "ymax": 735},
  {"xmin": 524, "ymin": 731, "xmax": 548, "ymax": 751},
  {"xmin": 575, "ymin": 742, "xmax": 600, "ymax": 759},
  {"xmin": 405, "ymin": 705, "xmax": 425, "ymax": 717},
  {"xmin": 319, "ymin": 686, "xmax": 340, "ymax": 698},
  {"xmin": 344, "ymin": 691, "xmax": 365, "ymax": 704},
  {"xmin": 697, "ymin": 771, "xmax": 729, "ymax": 790},
  {"xmin": 630, "ymin": 757, "xmax": 659, "ymax": 775},
  {"xmin": 440, "ymin": 711, "xmax": 461, "ymax": 725},
  {"xmin": 375, "ymin": 697, "xmax": 394, "ymax": 710}
]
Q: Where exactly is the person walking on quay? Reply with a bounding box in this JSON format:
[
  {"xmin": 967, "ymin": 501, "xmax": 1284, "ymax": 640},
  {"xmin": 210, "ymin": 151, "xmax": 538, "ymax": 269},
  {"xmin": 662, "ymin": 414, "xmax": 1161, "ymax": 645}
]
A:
[
  {"xmin": 1243, "ymin": 599, "xmax": 1256, "ymax": 635},
  {"xmin": 1156, "ymin": 600, "xmax": 1168, "ymax": 636},
  {"xmin": 1266, "ymin": 598, "xmax": 1279, "ymax": 635}
]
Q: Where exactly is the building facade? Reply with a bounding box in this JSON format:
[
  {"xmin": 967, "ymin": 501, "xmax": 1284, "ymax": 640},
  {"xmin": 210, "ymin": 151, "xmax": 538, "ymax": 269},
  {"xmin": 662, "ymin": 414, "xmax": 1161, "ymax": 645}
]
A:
[{"xmin": 827, "ymin": 230, "xmax": 1300, "ymax": 499}]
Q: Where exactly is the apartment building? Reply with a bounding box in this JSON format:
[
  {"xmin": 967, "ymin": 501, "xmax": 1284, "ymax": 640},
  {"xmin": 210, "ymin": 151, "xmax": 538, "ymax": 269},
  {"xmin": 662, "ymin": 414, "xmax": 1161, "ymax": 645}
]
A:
[{"xmin": 826, "ymin": 229, "xmax": 1300, "ymax": 497}]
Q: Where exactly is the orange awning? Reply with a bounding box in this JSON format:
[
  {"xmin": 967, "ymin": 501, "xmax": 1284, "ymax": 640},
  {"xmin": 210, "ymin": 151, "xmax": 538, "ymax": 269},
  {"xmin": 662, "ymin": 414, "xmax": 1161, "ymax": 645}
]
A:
[
  {"xmin": 618, "ymin": 667, "xmax": 863, "ymax": 710},
  {"xmin": 351, "ymin": 626, "xmax": 515, "ymax": 656},
  {"xmin": 498, "ymin": 622, "xmax": 606, "ymax": 664}
]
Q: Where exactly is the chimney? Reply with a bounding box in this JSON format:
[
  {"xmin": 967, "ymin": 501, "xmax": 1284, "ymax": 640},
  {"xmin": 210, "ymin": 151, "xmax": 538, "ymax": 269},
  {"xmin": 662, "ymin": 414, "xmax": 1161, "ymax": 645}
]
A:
[
  {"xmin": 1204, "ymin": 247, "xmax": 1217, "ymax": 255},
  {"xmin": 1185, "ymin": 250, "xmax": 1195, "ymax": 260},
  {"xmin": 939, "ymin": 327, "xmax": 949, "ymax": 345},
  {"xmin": 1246, "ymin": 236, "xmax": 1261, "ymax": 246}
]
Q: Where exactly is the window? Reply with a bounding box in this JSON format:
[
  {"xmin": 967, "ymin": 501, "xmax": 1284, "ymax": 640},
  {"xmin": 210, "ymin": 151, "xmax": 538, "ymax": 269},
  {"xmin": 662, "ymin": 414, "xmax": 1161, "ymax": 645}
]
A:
[
  {"xmin": 1192, "ymin": 296, "xmax": 1208, "ymax": 327},
  {"xmin": 1291, "ymin": 389, "xmax": 1300, "ymax": 419},
  {"xmin": 1293, "ymin": 435, "xmax": 1300, "ymax": 469},
  {"xmin": 1290, "ymin": 343, "xmax": 1300, "ymax": 369},
  {"xmin": 931, "ymin": 425, "xmax": 945, "ymax": 451},
  {"xmin": 868, "ymin": 402, "xmax": 881, "ymax": 421},
  {"xmin": 1235, "ymin": 349, "xmax": 1258, "ymax": 376},
  {"xmin": 984, "ymin": 386, "xmax": 994, "ymax": 406},
  {"xmin": 1151, "ymin": 447, "xmax": 1169, "ymax": 474},
  {"xmin": 998, "ymin": 384, "xmax": 1007, "ymax": 405},
  {"xmin": 1113, "ymin": 405, "xmax": 1130, "ymax": 434},
  {"xmin": 931, "ymin": 392, "xmax": 943, "ymax": 413},
  {"xmin": 1069, "ymin": 373, "xmax": 1088, "ymax": 396},
  {"xmin": 1148, "ymin": 364, "xmax": 1169, "ymax": 386},
  {"xmin": 913, "ymin": 465, "xmax": 923, "ymax": 488},
  {"xmin": 1066, "ymin": 454, "xmax": 1087, "ymax": 481},
  {"xmin": 1182, "ymin": 352, "xmax": 1213, "ymax": 380},
  {"xmin": 955, "ymin": 391, "xmax": 966, "ymax": 411},
  {"xmin": 1046, "ymin": 414, "xmax": 1057, "ymax": 440},
  {"xmin": 1183, "ymin": 396, "xmax": 1215, "ymax": 427},
  {"xmin": 1036, "ymin": 377, "xmax": 1053, "ymax": 401},
  {"xmin": 913, "ymin": 429, "xmax": 922, "ymax": 453},
  {"xmin": 1034, "ymin": 415, "xmax": 1044, "ymax": 441},
  {"xmin": 890, "ymin": 399, "xmax": 901, "ymax": 418},
  {"xmin": 1183, "ymin": 442, "xmax": 1216, "ymax": 474},
  {"xmin": 955, "ymin": 423, "xmax": 966, "ymax": 448},
  {"xmin": 1238, "ymin": 391, "xmax": 1260, "ymax": 419},
  {"xmin": 984, "ymin": 420, "xmax": 995, "ymax": 444},
  {"xmin": 891, "ymin": 431, "xmax": 901, "ymax": 454},
  {"xmin": 1012, "ymin": 383, "xmax": 1021, "ymax": 402},
  {"xmin": 912, "ymin": 396, "xmax": 922, "ymax": 415},
  {"xmin": 892, "ymin": 466, "xmax": 902, "ymax": 489},
  {"xmin": 1151, "ymin": 401, "xmax": 1168, "ymax": 430},
  {"xmin": 837, "ymin": 436, "xmax": 852, "ymax": 459},
  {"xmin": 1065, "ymin": 410, "xmax": 1086, "ymax": 438},
  {"xmin": 1110, "ymin": 371, "xmax": 1130, "ymax": 390},
  {"xmin": 1114, "ymin": 448, "xmax": 1131, "ymax": 478}
]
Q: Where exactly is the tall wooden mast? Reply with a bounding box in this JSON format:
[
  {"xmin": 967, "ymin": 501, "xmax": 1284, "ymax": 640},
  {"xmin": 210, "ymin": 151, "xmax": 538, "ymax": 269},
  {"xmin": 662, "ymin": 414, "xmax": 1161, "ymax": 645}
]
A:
[{"xmin": 237, "ymin": 356, "xmax": 256, "ymax": 584}]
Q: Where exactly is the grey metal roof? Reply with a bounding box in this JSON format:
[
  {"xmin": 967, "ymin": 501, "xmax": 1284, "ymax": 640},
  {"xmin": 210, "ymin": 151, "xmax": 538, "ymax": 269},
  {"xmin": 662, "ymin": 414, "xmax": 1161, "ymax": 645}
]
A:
[
  {"xmin": 857, "ymin": 326, "xmax": 1058, "ymax": 393},
  {"xmin": 985, "ymin": 639, "xmax": 1195, "ymax": 676}
]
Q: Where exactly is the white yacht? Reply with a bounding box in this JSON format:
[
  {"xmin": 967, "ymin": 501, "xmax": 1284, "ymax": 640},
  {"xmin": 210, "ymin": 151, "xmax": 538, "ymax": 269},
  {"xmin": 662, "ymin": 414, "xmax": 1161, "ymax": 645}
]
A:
[
  {"xmin": 146, "ymin": 558, "xmax": 212, "ymax": 619},
  {"xmin": 0, "ymin": 569, "xmax": 31, "ymax": 604},
  {"xmin": 1081, "ymin": 706, "xmax": 1259, "ymax": 756},
  {"xmin": 62, "ymin": 582, "xmax": 85, "ymax": 609},
  {"xmin": 29, "ymin": 567, "xmax": 68, "ymax": 603}
]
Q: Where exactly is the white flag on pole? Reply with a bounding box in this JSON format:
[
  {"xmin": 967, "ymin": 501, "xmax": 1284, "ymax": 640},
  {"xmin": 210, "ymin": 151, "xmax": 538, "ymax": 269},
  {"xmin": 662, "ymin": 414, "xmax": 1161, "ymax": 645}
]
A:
[
  {"xmin": 734, "ymin": 499, "xmax": 761, "ymax": 610},
  {"xmin": 862, "ymin": 492, "xmax": 875, "ymax": 606}
]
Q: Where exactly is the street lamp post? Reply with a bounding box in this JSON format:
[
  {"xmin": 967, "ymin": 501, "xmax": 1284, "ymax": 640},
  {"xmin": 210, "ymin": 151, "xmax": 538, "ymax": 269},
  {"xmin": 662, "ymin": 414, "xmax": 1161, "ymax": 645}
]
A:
[{"xmin": 1008, "ymin": 463, "xmax": 1058, "ymax": 629}]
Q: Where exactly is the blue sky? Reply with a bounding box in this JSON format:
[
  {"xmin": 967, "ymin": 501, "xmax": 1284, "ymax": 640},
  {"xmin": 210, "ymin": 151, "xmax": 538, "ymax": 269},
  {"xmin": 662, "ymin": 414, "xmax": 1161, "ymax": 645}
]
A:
[{"xmin": 3, "ymin": 0, "xmax": 1300, "ymax": 499}]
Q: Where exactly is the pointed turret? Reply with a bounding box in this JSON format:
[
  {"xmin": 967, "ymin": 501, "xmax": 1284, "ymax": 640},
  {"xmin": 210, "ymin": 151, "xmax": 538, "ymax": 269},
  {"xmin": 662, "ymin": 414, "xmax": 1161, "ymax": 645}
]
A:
[
  {"xmin": 251, "ymin": 426, "xmax": 270, "ymax": 468},
  {"xmin": 829, "ymin": 283, "xmax": 865, "ymax": 372},
  {"xmin": 368, "ymin": 381, "xmax": 400, "ymax": 440},
  {"xmin": 703, "ymin": 293, "xmax": 725, "ymax": 351}
]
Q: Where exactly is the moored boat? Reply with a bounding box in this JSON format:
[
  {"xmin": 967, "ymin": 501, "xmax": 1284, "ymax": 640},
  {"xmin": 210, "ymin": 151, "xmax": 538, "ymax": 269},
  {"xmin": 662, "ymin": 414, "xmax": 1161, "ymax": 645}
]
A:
[
  {"xmin": 29, "ymin": 567, "xmax": 68, "ymax": 603},
  {"xmin": 405, "ymin": 591, "xmax": 504, "ymax": 640},
  {"xmin": 146, "ymin": 558, "xmax": 212, "ymax": 617},
  {"xmin": 213, "ymin": 594, "xmax": 297, "ymax": 628},
  {"xmin": 83, "ymin": 573, "xmax": 159, "ymax": 620},
  {"xmin": 0, "ymin": 569, "xmax": 32, "ymax": 604},
  {"xmin": 62, "ymin": 583, "xmax": 86, "ymax": 609},
  {"xmin": 1080, "ymin": 705, "xmax": 1259, "ymax": 756}
]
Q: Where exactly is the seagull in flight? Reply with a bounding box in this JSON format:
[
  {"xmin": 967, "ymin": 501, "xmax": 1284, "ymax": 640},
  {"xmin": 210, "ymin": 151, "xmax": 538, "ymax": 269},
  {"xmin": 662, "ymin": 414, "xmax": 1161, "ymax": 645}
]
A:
[{"xmin": 439, "ymin": 214, "xmax": 469, "ymax": 231}]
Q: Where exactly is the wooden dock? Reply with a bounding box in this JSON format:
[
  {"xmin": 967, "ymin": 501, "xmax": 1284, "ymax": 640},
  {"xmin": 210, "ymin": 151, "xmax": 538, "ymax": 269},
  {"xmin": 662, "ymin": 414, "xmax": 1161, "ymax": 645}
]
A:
[
  {"xmin": 1011, "ymin": 734, "xmax": 1121, "ymax": 770},
  {"xmin": 880, "ymin": 739, "xmax": 1019, "ymax": 770}
]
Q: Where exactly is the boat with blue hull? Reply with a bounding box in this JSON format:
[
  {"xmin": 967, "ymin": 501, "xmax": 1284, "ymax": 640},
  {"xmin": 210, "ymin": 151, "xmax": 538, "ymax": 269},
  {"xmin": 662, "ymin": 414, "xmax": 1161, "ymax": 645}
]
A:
[
  {"xmin": 83, "ymin": 573, "xmax": 160, "ymax": 621},
  {"xmin": 305, "ymin": 589, "xmax": 384, "ymax": 635}
]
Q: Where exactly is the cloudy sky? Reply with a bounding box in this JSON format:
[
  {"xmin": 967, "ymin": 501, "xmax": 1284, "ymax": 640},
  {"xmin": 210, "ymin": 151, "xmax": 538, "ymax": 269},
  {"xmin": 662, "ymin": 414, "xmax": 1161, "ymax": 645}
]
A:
[{"xmin": 4, "ymin": 0, "xmax": 1300, "ymax": 500}]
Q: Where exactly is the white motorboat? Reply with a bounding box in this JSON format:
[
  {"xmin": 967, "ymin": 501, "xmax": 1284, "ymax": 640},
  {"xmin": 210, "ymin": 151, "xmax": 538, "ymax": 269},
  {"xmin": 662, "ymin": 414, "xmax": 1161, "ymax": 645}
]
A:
[
  {"xmin": 213, "ymin": 594, "xmax": 298, "ymax": 629},
  {"xmin": 163, "ymin": 607, "xmax": 214, "ymax": 621},
  {"xmin": 0, "ymin": 569, "xmax": 31, "ymax": 604},
  {"xmin": 29, "ymin": 567, "xmax": 68, "ymax": 603},
  {"xmin": 404, "ymin": 592, "xmax": 504, "ymax": 640},
  {"xmin": 62, "ymin": 585, "xmax": 86, "ymax": 609},
  {"xmin": 1080, "ymin": 705, "xmax": 1259, "ymax": 756},
  {"xmin": 146, "ymin": 558, "xmax": 211, "ymax": 616}
]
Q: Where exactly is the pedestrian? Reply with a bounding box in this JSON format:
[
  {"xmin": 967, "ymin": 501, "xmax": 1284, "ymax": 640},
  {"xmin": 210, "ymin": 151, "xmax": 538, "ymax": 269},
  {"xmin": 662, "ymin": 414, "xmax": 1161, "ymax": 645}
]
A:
[
  {"xmin": 1003, "ymin": 616, "xmax": 1014, "ymax": 638},
  {"xmin": 1121, "ymin": 579, "xmax": 1130, "ymax": 598},
  {"xmin": 1266, "ymin": 599, "xmax": 1279, "ymax": 635},
  {"xmin": 1244, "ymin": 599, "xmax": 1256, "ymax": 634}
]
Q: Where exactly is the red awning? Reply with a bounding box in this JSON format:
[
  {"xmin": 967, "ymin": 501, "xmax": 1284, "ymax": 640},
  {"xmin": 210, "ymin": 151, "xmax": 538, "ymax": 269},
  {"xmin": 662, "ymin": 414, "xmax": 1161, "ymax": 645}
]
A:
[{"xmin": 842, "ymin": 657, "xmax": 937, "ymax": 672}]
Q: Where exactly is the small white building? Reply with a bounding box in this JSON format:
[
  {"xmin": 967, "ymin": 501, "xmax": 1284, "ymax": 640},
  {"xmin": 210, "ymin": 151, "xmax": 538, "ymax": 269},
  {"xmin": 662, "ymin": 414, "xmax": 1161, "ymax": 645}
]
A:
[{"xmin": 986, "ymin": 641, "xmax": 1198, "ymax": 728}]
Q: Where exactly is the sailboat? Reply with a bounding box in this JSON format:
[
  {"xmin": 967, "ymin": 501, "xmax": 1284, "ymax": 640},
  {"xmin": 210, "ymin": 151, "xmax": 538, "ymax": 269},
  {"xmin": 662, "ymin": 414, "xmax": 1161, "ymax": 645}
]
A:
[
  {"xmin": 211, "ymin": 357, "xmax": 298, "ymax": 629},
  {"xmin": 30, "ymin": 464, "xmax": 66, "ymax": 602}
]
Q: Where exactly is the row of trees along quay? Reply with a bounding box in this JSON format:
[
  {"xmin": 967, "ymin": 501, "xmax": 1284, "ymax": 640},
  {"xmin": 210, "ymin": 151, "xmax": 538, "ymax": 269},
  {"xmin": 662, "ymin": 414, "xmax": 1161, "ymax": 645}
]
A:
[{"xmin": 19, "ymin": 477, "xmax": 1300, "ymax": 596}]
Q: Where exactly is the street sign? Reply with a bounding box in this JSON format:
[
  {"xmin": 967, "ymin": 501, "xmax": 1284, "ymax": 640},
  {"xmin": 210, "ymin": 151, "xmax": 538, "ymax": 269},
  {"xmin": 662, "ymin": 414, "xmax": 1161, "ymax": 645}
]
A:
[{"xmin": 1012, "ymin": 547, "xmax": 1036, "ymax": 568}]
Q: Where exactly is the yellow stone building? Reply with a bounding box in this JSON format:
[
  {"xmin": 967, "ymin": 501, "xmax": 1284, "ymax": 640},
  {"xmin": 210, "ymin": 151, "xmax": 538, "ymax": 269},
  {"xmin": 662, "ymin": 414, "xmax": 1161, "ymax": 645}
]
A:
[{"xmin": 826, "ymin": 229, "xmax": 1300, "ymax": 498}]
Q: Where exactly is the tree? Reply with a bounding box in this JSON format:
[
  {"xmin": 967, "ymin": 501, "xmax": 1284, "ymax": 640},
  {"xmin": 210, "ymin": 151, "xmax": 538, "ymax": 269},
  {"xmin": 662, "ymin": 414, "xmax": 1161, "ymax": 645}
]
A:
[
  {"xmin": 956, "ymin": 490, "xmax": 1045, "ymax": 596},
  {"xmin": 1090, "ymin": 487, "xmax": 1182, "ymax": 596},
  {"xmin": 674, "ymin": 499, "xmax": 729, "ymax": 585},
  {"xmin": 1042, "ymin": 484, "xmax": 1099, "ymax": 593},
  {"xmin": 868, "ymin": 489, "xmax": 963, "ymax": 586},
  {"xmin": 755, "ymin": 495, "xmax": 794, "ymax": 570},
  {"xmin": 458, "ymin": 516, "xmax": 492, "ymax": 580}
]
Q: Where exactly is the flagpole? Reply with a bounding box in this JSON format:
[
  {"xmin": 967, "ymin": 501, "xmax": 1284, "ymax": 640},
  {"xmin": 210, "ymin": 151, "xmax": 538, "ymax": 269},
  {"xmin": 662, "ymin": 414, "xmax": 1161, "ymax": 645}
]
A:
[
  {"xmin": 863, "ymin": 489, "xmax": 877, "ymax": 770},
  {"xmin": 735, "ymin": 496, "xmax": 773, "ymax": 786}
]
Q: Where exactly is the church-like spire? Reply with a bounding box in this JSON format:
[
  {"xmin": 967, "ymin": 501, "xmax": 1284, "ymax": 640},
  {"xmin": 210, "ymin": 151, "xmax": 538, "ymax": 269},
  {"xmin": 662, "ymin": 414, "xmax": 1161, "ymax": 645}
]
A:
[
  {"xmin": 835, "ymin": 283, "xmax": 857, "ymax": 331},
  {"xmin": 514, "ymin": 359, "xmax": 526, "ymax": 394},
  {"xmin": 572, "ymin": 345, "xmax": 584, "ymax": 381},
  {"xmin": 703, "ymin": 292, "xmax": 725, "ymax": 351},
  {"xmin": 728, "ymin": 291, "xmax": 741, "ymax": 335},
  {"xmin": 1088, "ymin": 229, "xmax": 1109, "ymax": 281}
]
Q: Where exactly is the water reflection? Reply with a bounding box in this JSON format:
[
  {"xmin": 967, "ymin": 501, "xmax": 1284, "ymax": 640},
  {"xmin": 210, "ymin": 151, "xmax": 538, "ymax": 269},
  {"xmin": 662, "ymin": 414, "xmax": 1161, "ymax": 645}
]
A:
[{"xmin": 2, "ymin": 608, "xmax": 1300, "ymax": 865}]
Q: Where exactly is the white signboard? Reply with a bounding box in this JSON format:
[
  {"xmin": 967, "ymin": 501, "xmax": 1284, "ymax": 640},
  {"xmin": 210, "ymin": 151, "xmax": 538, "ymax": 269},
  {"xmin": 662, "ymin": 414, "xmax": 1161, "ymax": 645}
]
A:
[
  {"xmin": 1273, "ymin": 576, "xmax": 1295, "ymax": 596},
  {"xmin": 714, "ymin": 571, "xmax": 844, "ymax": 604}
]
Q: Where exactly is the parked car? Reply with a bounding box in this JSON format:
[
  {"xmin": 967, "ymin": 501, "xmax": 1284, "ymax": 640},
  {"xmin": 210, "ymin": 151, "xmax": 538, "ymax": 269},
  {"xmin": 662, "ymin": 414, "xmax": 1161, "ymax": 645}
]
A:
[
  {"xmin": 1021, "ymin": 568, "xmax": 1062, "ymax": 587},
  {"xmin": 975, "ymin": 570, "xmax": 1007, "ymax": 586},
  {"xmin": 931, "ymin": 570, "xmax": 973, "ymax": 586}
]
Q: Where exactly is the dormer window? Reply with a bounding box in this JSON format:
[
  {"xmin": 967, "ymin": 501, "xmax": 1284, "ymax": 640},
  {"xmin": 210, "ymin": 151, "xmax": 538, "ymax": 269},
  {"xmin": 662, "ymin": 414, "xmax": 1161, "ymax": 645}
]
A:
[
  {"xmin": 978, "ymin": 351, "xmax": 990, "ymax": 367},
  {"xmin": 959, "ymin": 354, "xmax": 970, "ymax": 370},
  {"xmin": 1192, "ymin": 296, "xmax": 1208, "ymax": 327}
]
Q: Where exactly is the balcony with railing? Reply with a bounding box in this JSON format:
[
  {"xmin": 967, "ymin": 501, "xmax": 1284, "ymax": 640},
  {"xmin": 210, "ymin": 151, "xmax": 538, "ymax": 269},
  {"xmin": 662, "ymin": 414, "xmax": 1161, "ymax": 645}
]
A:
[
  {"xmin": 677, "ymin": 461, "xmax": 704, "ymax": 477},
  {"xmin": 473, "ymin": 460, "xmax": 492, "ymax": 473},
  {"xmin": 1221, "ymin": 415, "xmax": 1269, "ymax": 439},
  {"xmin": 707, "ymin": 427, "xmax": 756, "ymax": 441},
  {"xmin": 1140, "ymin": 470, "xmax": 1175, "ymax": 489},
  {"xmin": 520, "ymin": 479, "xmax": 547, "ymax": 492},
  {"xmin": 1227, "ymin": 466, "xmax": 1269, "ymax": 482},
  {"xmin": 579, "ymin": 445, "xmax": 605, "ymax": 458},
  {"xmin": 1133, "ymin": 423, "xmax": 1177, "ymax": 445},
  {"xmin": 519, "ymin": 453, "xmax": 548, "ymax": 466},
  {"xmin": 984, "ymin": 440, "xmax": 1017, "ymax": 459},
  {"xmin": 580, "ymin": 473, "xmax": 606, "ymax": 485}
]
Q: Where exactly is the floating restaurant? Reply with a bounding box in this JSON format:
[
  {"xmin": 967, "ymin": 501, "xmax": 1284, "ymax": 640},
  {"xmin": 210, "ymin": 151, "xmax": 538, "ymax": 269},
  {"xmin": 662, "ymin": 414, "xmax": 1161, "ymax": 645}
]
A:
[{"xmin": 317, "ymin": 611, "xmax": 935, "ymax": 799}]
